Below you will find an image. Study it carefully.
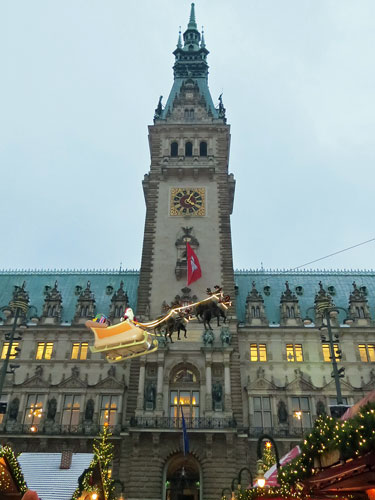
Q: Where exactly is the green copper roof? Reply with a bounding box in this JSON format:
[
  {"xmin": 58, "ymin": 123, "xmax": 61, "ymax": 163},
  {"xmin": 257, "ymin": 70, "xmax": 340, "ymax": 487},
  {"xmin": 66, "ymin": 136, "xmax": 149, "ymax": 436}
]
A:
[
  {"xmin": 188, "ymin": 3, "xmax": 197, "ymax": 30},
  {"xmin": 235, "ymin": 269, "xmax": 375, "ymax": 324},
  {"xmin": 0, "ymin": 270, "xmax": 139, "ymax": 324}
]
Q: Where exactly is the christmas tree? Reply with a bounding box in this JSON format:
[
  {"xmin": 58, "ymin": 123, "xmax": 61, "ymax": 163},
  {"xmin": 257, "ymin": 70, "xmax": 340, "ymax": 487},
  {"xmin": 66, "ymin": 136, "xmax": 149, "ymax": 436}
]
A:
[{"xmin": 262, "ymin": 441, "xmax": 276, "ymax": 471}]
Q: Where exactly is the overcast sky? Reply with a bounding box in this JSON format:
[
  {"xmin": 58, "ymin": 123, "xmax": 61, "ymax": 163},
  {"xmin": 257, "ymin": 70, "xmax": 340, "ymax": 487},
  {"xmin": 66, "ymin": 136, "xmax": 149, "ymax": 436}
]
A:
[{"xmin": 1, "ymin": 1, "xmax": 374, "ymax": 272}]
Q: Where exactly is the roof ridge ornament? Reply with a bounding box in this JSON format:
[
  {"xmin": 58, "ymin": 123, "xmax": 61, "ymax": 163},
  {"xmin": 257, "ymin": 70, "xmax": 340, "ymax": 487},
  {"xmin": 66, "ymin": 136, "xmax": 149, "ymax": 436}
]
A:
[{"xmin": 188, "ymin": 3, "xmax": 197, "ymax": 30}]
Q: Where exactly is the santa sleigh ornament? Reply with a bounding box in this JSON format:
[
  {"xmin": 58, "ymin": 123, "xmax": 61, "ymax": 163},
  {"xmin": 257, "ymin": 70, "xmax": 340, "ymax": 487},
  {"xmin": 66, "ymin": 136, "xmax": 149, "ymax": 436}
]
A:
[{"xmin": 86, "ymin": 310, "xmax": 158, "ymax": 363}]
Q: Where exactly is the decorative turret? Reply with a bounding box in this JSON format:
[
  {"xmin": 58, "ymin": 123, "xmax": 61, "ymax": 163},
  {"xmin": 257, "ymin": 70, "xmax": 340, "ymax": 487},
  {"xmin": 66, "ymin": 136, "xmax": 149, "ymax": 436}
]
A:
[
  {"xmin": 348, "ymin": 281, "xmax": 371, "ymax": 326},
  {"xmin": 157, "ymin": 3, "xmax": 221, "ymax": 121},
  {"xmin": 41, "ymin": 281, "xmax": 63, "ymax": 325},
  {"xmin": 280, "ymin": 281, "xmax": 302, "ymax": 327},
  {"xmin": 73, "ymin": 281, "xmax": 96, "ymax": 324},
  {"xmin": 246, "ymin": 282, "xmax": 268, "ymax": 326},
  {"xmin": 109, "ymin": 281, "xmax": 129, "ymax": 323},
  {"xmin": 314, "ymin": 281, "xmax": 336, "ymax": 327}
]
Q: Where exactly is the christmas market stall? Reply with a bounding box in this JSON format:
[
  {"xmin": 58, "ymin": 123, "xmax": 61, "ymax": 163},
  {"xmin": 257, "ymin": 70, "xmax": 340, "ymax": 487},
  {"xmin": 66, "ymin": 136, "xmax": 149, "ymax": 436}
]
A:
[{"xmin": 0, "ymin": 446, "xmax": 28, "ymax": 500}]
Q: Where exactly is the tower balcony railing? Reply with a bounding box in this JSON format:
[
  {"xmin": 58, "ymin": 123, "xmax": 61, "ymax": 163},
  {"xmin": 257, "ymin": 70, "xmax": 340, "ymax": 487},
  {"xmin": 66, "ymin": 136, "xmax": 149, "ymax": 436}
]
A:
[
  {"xmin": 129, "ymin": 416, "xmax": 237, "ymax": 430},
  {"xmin": 249, "ymin": 426, "xmax": 312, "ymax": 438}
]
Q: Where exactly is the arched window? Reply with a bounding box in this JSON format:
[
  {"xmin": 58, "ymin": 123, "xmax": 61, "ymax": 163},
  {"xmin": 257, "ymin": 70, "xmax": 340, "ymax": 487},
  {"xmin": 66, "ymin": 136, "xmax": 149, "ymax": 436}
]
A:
[
  {"xmin": 171, "ymin": 141, "xmax": 178, "ymax": 157},
  {"xmin": 199, "ymin": 141, "xmax": 207, "ymax": 156},
  {"xmin": 255, "ymin": 306, "xmax": 260, "ymax": 318},
  {"xmin": 190, "ymin": 109, "xmax": 194, "ymax": 119},
  {"xmin": 251, "ymin": 306, "xmax": 255, "ymax": 318},
  {"xmin": 170, "ymin": 364, "xmax": 200, "ymax": 425},
  {"xmin": 185, "ymin": 142, "xmax": 193, "ymax": 157},
  {"xmin": 290, "ymin": 306, "xmax": 295, "ymax": 318},
  {"xmin": 184, "ymin": 109, "xmax": 189, "ymax": 119},
  {"xmin": 286, "ymin": 306, "xmax": 290, "ymax": 318}
]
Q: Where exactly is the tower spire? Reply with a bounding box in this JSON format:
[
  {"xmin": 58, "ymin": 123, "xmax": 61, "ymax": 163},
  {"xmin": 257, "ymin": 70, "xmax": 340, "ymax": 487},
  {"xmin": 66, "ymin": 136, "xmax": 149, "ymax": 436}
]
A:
[
  {"xmin": 177, "ymin": 26, "xmax": 182, "ymax": 49},
  {"xmin": 188, "ymin": 3, "xmax": 197, "ymax": 30},
  {"xmin": 201, "ymin": 26, "xmax": 206, "ymax": 48}
]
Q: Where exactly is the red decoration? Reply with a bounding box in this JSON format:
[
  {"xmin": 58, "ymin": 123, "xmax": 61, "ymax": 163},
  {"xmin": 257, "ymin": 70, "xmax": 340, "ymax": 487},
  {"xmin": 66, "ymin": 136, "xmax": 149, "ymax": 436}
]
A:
[{"xmin": 186, "ymin": 243, "xmax": 202, "ymax": 285}]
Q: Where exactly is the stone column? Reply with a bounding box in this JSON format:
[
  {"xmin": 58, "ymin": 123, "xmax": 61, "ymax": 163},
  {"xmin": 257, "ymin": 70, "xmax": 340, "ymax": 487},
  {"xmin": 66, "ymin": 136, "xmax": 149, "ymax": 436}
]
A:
[
  {"xmin": 224, "ymin": 353, "xmax": 232, "ymax": 412},
  {"xmin": 156, "ymin": 355, "xmax": 164, "ymax": 412},
  {"xmin": 136, "ymin": 361, "xmax": 146, "ymax": 411}
]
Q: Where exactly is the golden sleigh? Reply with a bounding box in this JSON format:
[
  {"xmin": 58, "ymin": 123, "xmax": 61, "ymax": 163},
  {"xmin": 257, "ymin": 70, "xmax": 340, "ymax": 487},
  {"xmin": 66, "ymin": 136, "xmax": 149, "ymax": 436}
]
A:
[{"xmin": 86, "ymin": 320, "xmax": 158, "ymax": 363}]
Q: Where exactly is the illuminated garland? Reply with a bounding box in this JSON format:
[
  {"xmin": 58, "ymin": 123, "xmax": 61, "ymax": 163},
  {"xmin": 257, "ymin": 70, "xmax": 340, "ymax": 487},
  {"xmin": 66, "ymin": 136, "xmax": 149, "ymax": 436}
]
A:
[
  {"xmin": 72, "ymin": 425, "xmax": 115, "ymax": 500},
  {"xmin": 0, "ymin": 446, "xmax": 28, "ymax": 494},
  {"xmin": 227, "ymin": 485, "xmax": 299, "ymax": 500},
  {"xmin": 278, "ymin": 402, "xmax": 375, "ymax": 491}
]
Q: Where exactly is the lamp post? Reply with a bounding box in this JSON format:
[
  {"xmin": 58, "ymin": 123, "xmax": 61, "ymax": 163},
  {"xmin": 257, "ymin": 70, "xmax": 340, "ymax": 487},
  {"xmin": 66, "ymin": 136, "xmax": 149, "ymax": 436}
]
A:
[
  {"xmin": 238, "ymin": 467, "xmax": 253, "ymax": 489},
  {"xmin": 0, "ymin": 288, "xmax": 30, "ymax": 400},
  {"xmin": 304, "ymin": 302, "xmax": 352, "ymax": 410}
]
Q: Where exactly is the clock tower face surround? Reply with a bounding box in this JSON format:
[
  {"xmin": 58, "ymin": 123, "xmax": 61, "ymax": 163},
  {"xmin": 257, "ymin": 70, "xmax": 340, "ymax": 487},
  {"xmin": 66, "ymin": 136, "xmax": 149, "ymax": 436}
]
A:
[{"xmin": 170, "ymin": 187, "xmax": 206, "ymax": 217}]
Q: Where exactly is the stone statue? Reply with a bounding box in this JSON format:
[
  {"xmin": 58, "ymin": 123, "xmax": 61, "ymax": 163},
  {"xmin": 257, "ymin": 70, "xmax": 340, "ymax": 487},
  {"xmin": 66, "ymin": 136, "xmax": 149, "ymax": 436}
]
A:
[
  {"xmin": 47, "ymin": 398, "xmax": 57, "ymax": 421},
  {"xmin": 212, "ymin": 382, "xmax": 223, "ymax": 403},
  {"xmin": 220, "ymin": 327, "xmax": 232, "ymax": 346},
  {"xmin": 108, "ymin": 365, "xmax": 116, "ymax": 378},
  {"xmin": 85, "ymin": 399, "xmax": 94, "ymax": 421},
  {"xmin": 202, "ymin": 329, "xmax": 214, "ymax": 346},
  {"xmin": 218, "ymin": 93, "xmax": 226, "ymax": 121},
  {"xmin": 277, "ymin": 400, "xmax": 288, "ymax": 424},
  {"xmin": 256, "ymin": 366, "xmax": 265, "ymax": 379},
  {"xmin": 316, "ymin": 400, "xmax": 326, "ymax": 416},
  {"xmin": 35, "ymin": 365, "xmax": 43, "ymax": 377},
  {"xmin": 71, "ymin": 366, "xmax": 80, "ymax": 378},
  {"xmin": 154, "ymin": 96, "xmax": 163, "ymax": 120},
  {"xmin": 8, "ymin": 398, "xmax": 19, "ymax": 421},
  {"xmin": 145, "ymin": 382, "xmax": 156, "ymax": 408}
]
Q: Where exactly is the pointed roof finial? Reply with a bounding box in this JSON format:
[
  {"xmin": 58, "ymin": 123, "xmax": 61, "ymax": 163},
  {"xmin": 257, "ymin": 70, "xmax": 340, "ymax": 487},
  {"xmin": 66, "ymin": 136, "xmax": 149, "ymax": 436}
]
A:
[
  {"xmin": 188, "ymin": 3, "xmax": 197, "ymax": 30},
  {"xmin": 177, "ymin": 26, "xmax": 182, "ymax": 48},
  {"xmin": 201, "ymin": 26, "xmax": 206, "ymax": 48}
]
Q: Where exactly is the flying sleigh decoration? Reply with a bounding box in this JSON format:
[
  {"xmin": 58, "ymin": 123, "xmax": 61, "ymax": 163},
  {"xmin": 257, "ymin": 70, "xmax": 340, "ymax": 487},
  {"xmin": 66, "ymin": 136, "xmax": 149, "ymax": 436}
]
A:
[{"xmin": 85, "ymin": 287, "xmax": 231, "ymax": 363}]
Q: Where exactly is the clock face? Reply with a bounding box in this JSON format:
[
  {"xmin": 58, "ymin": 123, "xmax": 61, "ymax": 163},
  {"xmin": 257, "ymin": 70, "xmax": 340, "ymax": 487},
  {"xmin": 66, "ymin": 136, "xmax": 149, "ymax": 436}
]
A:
[{"xmin": 170, "ymin": 187, "xmax": 206, "ymax": 216}]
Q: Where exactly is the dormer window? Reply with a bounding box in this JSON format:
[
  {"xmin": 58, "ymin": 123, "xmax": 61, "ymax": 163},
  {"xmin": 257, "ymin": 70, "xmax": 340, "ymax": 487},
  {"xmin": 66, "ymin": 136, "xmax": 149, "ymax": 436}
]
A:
[
  {"xmin": 171, "ymin": 142, "xmax": 178, "ymax": 157},
  {"xmin": 185, "ymin": 142, "xmax": 193, "ymax": 157},
  {"xmin": 199, "ymin": 141, "xmax": 207, "ymax": 156}
]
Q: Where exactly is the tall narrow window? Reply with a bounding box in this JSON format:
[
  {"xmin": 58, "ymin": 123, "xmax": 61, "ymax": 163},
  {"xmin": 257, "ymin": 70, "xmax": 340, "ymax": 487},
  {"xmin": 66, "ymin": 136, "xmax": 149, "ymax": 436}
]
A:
[
  {"xmin": 1, "ymin": 342, "xmax": 20, "ymax": 360},
  {"xmin": 171, "ymin": 141, "xmax": 178, "ymax": 157},
  {"xmin": 71, "ymin": 342, "xmax": 88, "ymax": 360},
  {"xmin": 100, "ymin": 395, "xmax": 118, "ymax": 426},
  {"xmin": 292, "ymin": 397, "xmax": 311, "ymax": 428},
  {"xmin": 250, "ymin": 344, "xmax": 267, "ymax": 362},
  {"xmin": 199, "ymin": 141, "xmax": 207, "ymax": 156},
  {"xmin": 24, "ymin": 394, "xmax": 44, "ymax": 427},
  {"xmin": 62, "ymin": 395, "xmax": 81, "ymax": 429},
  {"xmin": 185, "ymin": 142, "xmax": 193, "ymax": 157},
  {"xmin": 322, "ymin": 343, "xmax": 340, "ymax": 362},
  {"xmin": 359, "ymin": 344, "xmax": 375, "ymax": 362},
  {"xmin": 35, "ymin": 342, "xmax": 53, "ymax": 360},
  {"xmin": 253, "ymin": 397, "xmax": 272, "ymax": 429},
  {"xmin": 286, "ymin": 344, "xmax": 303, "ymax": 362},
  {"xmin": 170, "ymin": 390, "xmax": 200, "ymax": 423}
]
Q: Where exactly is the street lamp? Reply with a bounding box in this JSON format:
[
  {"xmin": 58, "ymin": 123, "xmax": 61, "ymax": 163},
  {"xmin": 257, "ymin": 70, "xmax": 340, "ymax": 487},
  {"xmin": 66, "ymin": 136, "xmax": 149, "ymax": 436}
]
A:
[
  {"xmin": 0, "ymin": 285, "xmax": 30, "ymax": 400},
  {"xmin": 293, "ymin": 410, "xmax": 303, "ymax": 435},
  {"xmin": 238, "ymin": 467, "xmax": 253, "ymax": 489},
  {"xmin": 304, "ymin": 297, "xmax": 353, "ymax": 412}
]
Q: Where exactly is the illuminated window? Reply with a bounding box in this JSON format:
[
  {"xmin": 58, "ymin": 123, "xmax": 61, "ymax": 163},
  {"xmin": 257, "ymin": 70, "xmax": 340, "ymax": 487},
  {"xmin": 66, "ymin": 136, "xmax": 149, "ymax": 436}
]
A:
[
  {"xmin": 35, "ymin": 342, "xmax": 53, "ymax": 360},
  {"xmin": 1, "ymin": 342, "xmax": 20, "ymax": 360},
  {"xmin": 169, "ymin": 390, "xmax": 200, "ymax": 424},
  {"xmin": 71, "ymin": 342, "xmax": 88, "ymax": 360},
  {"xmin": 250, "ymin": 344, "xmax": 267, "ymax": 362},
  {"xmin": 62, "ymin": 395, "xmax": 81, "ymax": 429},
  {"xmin": 322, "ymin": 343, "xmax": 340, "ymax": 362},
  {"xmin": 292, "ymin": 397, "xmax": 311, "ymax": 428},
  {"xmin": 286, "ymin": 344, "xmax": 303, "ymax": 362},
  {"xmin": 253, "ymin": 396, "xmax": 272, "ymax": 428},
  {"xmin": 0, "ymin": 395, "xmax": 8, "ymax": 424},
  {"xmin": 100, "ymin": 395, "xmax": 118, "ymax": 426},
  {"xmin": 24, "ymin": 394, "xmax": 44, "ymax": 426},
  {"xmin": 358, "ymin": 344, "xmax": 375, "ymax": 362}
]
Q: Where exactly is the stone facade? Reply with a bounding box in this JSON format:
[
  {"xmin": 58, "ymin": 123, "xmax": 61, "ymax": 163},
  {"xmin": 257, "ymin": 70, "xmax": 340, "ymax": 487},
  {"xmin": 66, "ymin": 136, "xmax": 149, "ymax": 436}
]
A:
[{"xmin": 0, "ymin": 5, "xmax": 375, "ymax": 500}]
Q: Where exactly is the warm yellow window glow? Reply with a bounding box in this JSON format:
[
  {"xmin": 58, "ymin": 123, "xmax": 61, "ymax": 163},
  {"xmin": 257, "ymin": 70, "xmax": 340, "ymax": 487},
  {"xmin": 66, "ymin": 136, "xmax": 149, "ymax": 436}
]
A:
[
  {"xmin": 1, "ymin": 342, "xmax": 19, "ymax": 360},
  {"xmin": 368, "ymin": 344, "xmax": 375, "ymax": 362},
  {"xmin": 322, "ymin": 343, "xmax": 340, "ymax": 362},
  {"xmin": 286, "ymin": 344, "xmax": 303, "ymax": 362},
  {"xmin": 250, "ymin": 344, "xmax": 267, "ymax": 362},
  {"xmin": 359, "ymin": 344, "xmax": 368, "ymax": 362},
  {"xmin": 36, "ymin": 342, "xmax": 54, "ymax": 360},
  {"xmin": 71, "ymin": 342, "xmax": 88, "ymax": 360}
]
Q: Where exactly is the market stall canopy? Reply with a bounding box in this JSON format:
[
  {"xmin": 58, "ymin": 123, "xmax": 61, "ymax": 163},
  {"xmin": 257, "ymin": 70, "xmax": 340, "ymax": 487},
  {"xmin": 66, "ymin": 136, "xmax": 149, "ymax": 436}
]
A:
[
  {"xmin": 18, "ymin": 452, "xmax": 93, "ymax": 500},
  {"xmin": 264, "ymin": 446, "xmax": 301, "ymax": 486},
  {"xmin": 341, "ymin": 390, "xmax": 375, "ymax": 420}
]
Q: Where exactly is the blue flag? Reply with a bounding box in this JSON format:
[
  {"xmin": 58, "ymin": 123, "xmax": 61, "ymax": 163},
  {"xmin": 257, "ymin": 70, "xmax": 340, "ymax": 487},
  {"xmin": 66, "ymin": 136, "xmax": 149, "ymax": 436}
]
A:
[{"xmin": 181, "ymin": 406, "xmax": 189, "ymax": 455}]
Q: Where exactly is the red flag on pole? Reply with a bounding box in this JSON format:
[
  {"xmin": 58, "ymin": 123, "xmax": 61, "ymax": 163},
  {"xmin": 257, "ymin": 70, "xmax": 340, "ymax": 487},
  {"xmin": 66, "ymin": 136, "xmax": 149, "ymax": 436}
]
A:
[{"xmin": 186, "ymin": 242, "xmax": 202, "ymax": 285}]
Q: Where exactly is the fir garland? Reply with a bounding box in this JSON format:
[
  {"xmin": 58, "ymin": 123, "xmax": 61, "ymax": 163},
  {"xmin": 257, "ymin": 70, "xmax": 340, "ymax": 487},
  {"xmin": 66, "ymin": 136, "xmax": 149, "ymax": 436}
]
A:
[
  {"xmin": 0, "ymin": 446, "xmax": 28, "ymax": 495},
  {"xmin": 72, "ymin": 425, "xmax": 115, "ymax": 500},
  {"xmin": 278, "ymin": 402, "xmax": 375, "ymax": 491}
]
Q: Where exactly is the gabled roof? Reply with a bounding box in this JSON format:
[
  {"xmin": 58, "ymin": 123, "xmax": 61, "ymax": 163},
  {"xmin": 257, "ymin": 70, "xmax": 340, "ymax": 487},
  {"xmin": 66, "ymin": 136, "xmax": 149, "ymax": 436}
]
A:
[{"xmin": 18, "ymin": 453, "xmax": 93, "ymax": 500}]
